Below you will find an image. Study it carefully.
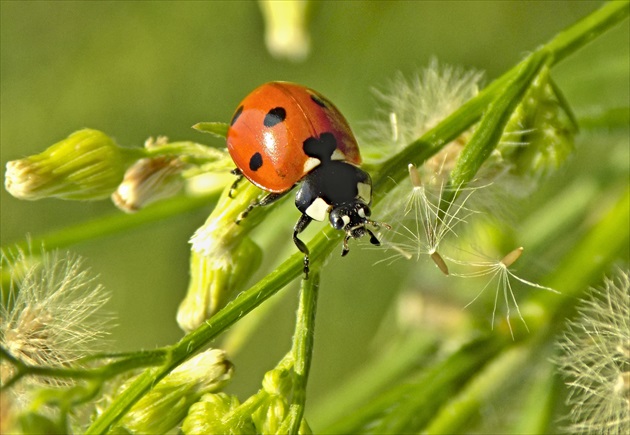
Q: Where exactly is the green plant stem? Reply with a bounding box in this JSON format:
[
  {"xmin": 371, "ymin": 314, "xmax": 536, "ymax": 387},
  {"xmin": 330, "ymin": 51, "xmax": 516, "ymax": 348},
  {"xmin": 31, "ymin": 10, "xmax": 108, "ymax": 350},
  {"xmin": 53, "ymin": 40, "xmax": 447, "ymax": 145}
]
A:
[
  {"xmin": 449, "ymin": 51, "xmax": 548, "ymax": 187},
  {"xmin": 1, "ymin": 191, "xmax": 219, "ymax": 259},
  {"xmin": 509, "ymin": 356, "xmax": 560, "ymax": 434},
  {"xmin": 544, "ymin": 0, "xmax": 629, "ymax": 63},
  {"xmin": 284, "ymin": 271, "xmax": 319, "ymax": 435},
  {"xmin": 0, "ymin": 346, "xmax": 169, "ymax": 391},
  {"xmin": 428, "ymin": 186, "xmax": 630, "ymax": 432},
  {"xmin": 436, "ymin": 49, "xmax": 548, "ymax": 221}
]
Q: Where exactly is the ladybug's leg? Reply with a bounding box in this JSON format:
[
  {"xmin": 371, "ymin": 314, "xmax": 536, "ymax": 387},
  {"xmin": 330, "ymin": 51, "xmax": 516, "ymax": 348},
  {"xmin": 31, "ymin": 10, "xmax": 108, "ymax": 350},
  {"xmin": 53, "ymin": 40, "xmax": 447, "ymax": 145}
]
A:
[
  {"xmin": 236, "ymin": 191, "xmax": 289, "ymax": 224},
  {"xmin": 229, "ymin": 168, "xmax": 244, "ymax": 199},
  {"xmin": 293, "ymin": 214, "xmax": 313, "ymax": 279}
]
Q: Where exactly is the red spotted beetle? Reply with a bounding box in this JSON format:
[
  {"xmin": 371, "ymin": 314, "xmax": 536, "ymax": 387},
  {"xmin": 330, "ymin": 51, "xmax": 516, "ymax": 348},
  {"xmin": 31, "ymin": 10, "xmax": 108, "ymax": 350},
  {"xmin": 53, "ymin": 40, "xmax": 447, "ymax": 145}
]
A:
[{"xmin": 226, "ymin": 82, "xmax": 387, "ymax": 277}]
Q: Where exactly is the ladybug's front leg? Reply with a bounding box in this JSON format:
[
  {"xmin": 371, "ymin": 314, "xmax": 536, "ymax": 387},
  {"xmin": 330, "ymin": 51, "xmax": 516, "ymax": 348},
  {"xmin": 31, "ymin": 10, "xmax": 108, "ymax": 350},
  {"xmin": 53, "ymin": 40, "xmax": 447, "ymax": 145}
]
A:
[
  {"xmin": 293, "ymin": 214, "xmax": 313, "ymax": 279},
  {"xmin": 236, "ymin": 190, "xmax": 289, "ymax": 224}
]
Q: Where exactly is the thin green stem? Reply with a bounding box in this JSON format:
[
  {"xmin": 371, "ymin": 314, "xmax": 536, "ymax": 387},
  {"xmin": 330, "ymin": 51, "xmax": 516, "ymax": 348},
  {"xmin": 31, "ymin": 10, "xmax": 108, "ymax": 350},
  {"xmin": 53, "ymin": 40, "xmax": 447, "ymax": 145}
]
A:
[
  {"xmin": 510, "ymin": 356, "xmax": 560, "ymax": 434},
  {"xmin": 544, "ymin": 0, "xmax": 629, "ymax": 64},
  {"xmin": 1, "ymin": 346, "xmax": 170, "ymax": 391},
  {"xmin": 1, "ymin": 191, "xmax": 219, "ymax": 259},
  {"xmin": 287, "ymin": 270, "xmax": 319, "ymax": 435}
]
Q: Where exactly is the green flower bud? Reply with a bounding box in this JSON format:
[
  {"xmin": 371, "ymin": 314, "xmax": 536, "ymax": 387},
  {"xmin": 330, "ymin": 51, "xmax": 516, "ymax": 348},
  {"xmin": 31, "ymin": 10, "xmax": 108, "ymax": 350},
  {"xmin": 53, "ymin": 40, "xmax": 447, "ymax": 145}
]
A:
[
  {"xmin": 252, "ymin": 396, "xmax": 287, "ymax": 435},
  {"xmin": 178, "ymin": 180, "xmax": 264, "ymax": 332},
  {"xmin": 178, "ymin": 237, "xmax": 262, "ymax": 332},
  {"xmin": 501, "ymin": 66, "xmax": 576, "ymax": 177},
  {"xmin": 258, "ymin": 0, "xmax": 311, "ymax": 62},
  {"xmin": 262, "ymin": 368, "xmax": 293, "ymax": 397},
  {"xmin": 118, "ymin": 349, "xmax": 233, "ymax": 434},
  {"xmin": 4, "ymin": 129, "xmax": 142, "ymax": 201},
  {"xmin": 182, "ymin": 393, "xmax": 256, "ymax": 435},
  {"xmin": 112, "ymin": 155, "xmax": 186, "ymax": 212}
]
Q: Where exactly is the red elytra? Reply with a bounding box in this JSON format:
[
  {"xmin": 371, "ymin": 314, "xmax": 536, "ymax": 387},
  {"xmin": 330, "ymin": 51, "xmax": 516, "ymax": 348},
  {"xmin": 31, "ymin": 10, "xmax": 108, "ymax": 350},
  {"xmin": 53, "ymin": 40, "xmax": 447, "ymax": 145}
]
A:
[{"xmin": 226, "ymin": 81, "xmax": 362, "ymax": 193}]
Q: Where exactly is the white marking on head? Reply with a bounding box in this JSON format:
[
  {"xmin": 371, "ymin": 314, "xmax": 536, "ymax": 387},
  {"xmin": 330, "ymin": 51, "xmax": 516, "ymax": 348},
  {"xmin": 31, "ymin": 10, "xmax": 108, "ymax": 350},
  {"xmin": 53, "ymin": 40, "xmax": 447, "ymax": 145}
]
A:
[
  {"xmin": 342, "ymin": 215, "xmax": 351, "ymax": 226},
  {"xmin": 358, "ymin": 207, "xmax": 366, "ymax": 218},
  {"xmin": 303, "ymin": 157, "xmax": 321, "ymax": 174},
  {"xmin": 357, "ymin": 182, "xmax": 371, "ymax": 203},
  {"xmin": 331, "ymin": 149, "xmax": 346, "ymax": 161},
  {"xmin": 305, "ymin": 197, "xmax": 331, "ymax": 221}
]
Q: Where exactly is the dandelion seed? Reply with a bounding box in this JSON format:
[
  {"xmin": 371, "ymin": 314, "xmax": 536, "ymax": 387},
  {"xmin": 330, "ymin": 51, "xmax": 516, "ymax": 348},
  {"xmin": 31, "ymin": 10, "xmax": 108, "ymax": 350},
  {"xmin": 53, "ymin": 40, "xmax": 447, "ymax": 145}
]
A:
[
  {"xmin": 1, "ymin": 248, "xmax": 112, "ymax": 388},
  {"xmin": 450, "ymin": 247, "xmax": 558, "ymax": 338},
  {"xmin": 555, "ymin": 269, "xmax": 630, "ymax": 434},
  {"xmin": 376, "ymin": 163, "xmax": 480, "ymax": 274}
]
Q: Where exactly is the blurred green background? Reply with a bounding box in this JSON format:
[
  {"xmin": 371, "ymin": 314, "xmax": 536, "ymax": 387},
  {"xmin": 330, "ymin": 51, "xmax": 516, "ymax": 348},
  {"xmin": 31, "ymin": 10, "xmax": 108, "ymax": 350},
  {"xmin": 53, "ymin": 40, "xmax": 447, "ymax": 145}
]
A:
[{"xmin": 1, "ymin": 0, "xmax": 628, "ymax": 426}]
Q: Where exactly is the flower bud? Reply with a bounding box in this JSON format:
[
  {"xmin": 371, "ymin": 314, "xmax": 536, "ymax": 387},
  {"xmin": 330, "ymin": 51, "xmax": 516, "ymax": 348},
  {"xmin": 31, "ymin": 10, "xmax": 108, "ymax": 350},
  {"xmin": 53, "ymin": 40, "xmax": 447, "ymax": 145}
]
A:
[
  {"xmin": 181, "ymin": 393, "xmax": 256, "ymax": 435},
  {"xmin": 4, "ymin": 129, "xmax": 141, "ymax": 201},
  {"xmin": 177, "ymin": 237, "xmax": 262, "ymax": 332},
  {"xmin": 262, "ymin": 368, "xmax": 293, "ymax": 397},
  {"xmin": 252, "ymin": 396, "xmax": 287, "ymax": 435},
  {"xmin": 119, "ymin": 349, "xmax": 233, "ymax": 434},
  {"xmin": 258, "ymin": 0, "xmax": 310, "ymax": 62},
  {"xmin": 112, "ymin": 155, "xmax": 186, "ymax": 212},
  {"xmin": 501, "ymin": 66, "xmax": 576, "ymax": 177},
  {"xmin": 178, "ymin": 181, "xmax": 264, "ymax": 332}
]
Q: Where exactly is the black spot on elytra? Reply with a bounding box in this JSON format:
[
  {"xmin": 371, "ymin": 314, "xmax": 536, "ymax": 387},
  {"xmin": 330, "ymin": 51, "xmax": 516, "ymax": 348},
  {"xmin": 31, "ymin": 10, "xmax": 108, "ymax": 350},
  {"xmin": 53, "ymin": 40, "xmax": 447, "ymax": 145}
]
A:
[
  {"xmin": 310, "ymin": 94, "xmax": 327, "ymax": 108},
  {"xmin": 303, "ymin": 132, "xmax": 337, "ymax": 162},
  {"xmin": 231, "ymin": 105, "xmax": 244, "ymax": 126},
  {"xmin": 264, "ymin": 107, "xmax": 286, "ymax": 127},
  {"xmin": 249, "ymin": 152, "xmax": 263, "ymax": 171}
]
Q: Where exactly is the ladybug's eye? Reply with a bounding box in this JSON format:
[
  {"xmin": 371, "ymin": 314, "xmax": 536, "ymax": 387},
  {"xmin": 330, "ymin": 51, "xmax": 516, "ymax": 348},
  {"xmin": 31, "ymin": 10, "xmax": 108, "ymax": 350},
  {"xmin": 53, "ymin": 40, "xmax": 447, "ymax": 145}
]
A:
[
  {"xmin": 332, "ymin": 216, "xmax": 345, "ymax": 230},
  {"xmin": 359, "ymin": 205, "xmax": 371, "ymax": 218},
  {"xmin": 330, "ymin": 208, "xmax": 349, "ymax": 230}
]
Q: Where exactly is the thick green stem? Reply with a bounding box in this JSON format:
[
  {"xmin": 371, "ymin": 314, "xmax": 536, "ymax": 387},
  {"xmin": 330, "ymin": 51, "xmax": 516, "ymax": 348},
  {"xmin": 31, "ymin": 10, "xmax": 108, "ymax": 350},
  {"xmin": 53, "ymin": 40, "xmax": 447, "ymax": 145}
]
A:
[{"xmin": 436, "ymin": 50, "xmax": 549, "ymax": 221}]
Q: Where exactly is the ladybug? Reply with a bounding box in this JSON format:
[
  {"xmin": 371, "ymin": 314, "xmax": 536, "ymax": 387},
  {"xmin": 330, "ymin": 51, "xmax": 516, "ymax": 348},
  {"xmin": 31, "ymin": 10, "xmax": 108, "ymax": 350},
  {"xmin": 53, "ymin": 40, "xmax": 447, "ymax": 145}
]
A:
[{"xmin": 227, "ymin": 81, "xmax": 387, "ymax": 278}]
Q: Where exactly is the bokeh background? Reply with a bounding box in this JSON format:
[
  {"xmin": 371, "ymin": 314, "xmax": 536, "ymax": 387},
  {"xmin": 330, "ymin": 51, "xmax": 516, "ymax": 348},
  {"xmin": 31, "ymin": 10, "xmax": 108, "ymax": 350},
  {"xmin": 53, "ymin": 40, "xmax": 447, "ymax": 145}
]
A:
[{"xmin": 1, "ymin": 0, "xmax": 628, "ymax": 429}]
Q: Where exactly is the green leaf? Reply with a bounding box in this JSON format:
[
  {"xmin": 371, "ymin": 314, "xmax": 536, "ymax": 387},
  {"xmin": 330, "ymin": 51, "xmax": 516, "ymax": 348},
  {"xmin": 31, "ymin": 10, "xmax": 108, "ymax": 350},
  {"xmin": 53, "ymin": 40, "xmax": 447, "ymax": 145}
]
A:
[{"xmin": 193, "ymin": 122, "xmax": 230, "ymax": 138}]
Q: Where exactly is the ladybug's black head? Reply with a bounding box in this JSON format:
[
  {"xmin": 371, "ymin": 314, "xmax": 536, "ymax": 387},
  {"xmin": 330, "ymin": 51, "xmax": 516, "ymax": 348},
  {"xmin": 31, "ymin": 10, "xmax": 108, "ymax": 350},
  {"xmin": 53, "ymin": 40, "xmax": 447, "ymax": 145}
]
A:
[{"xmin": 329, "ymin": 202, "xmax": 389, "ymax": 256}]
